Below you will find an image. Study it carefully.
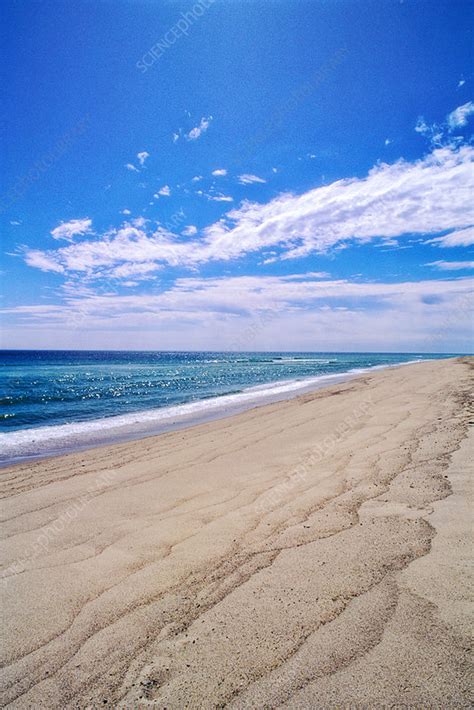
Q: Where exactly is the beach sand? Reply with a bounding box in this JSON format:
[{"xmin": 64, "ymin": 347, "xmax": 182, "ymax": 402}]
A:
[{"xmin": 1, "ymin": 357, "xmax": 472, "ymax": 708}]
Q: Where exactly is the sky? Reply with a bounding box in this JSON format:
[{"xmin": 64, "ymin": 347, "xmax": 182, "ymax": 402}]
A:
[{"xmin": 1, "ymin": 0, "xmax": 473, "ymax": 352}]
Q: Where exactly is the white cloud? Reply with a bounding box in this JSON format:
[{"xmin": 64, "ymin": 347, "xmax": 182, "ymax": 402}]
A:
[
  {"xmin": 208, "ymin": 194, "xmax": 233, "ymax": 202},
  {"xmin": 191, "ymin": 175, "xmax": 203, "ymax": 182},
  {"xmin": 384, "ymin": 138, "xmax": 392, "ymax": 146},
  {"xmin": 414, "ymin": 116, "xmax": 445, "ymax": 147},
  {"xmin": 182, "ymin": 225, "xmax": 198, "ymax": 236},
  {"xmin": 10, "ymin": 220, "xmax": 21, "ymax": 226},
  {"xmin": 110, "ymin": 261, "xmax": 161, "ymax": 279},
  {"xmin": 457, "ymin": 79, "xmax": 466, "ymax": 89},
  {"xmin": 125, "ymin": 163, "xmax": 139, "ymax": 172},
  {"xmin": 23, "ymin": 250, "xmax": 65, "ymax": 273},
  {"xmin": 21, "ymin": 145, "xmax": 474, "ymax": 278},
  {"xmin": 447, "ymin": 101, "xmax": 474, "ymax": 130},
  {"xmin": 428, "ymin": 226, "xmax": 474, "ymax": 248},
  {"xmin": 137, "ymin": 151, "xmax": 150, "ymax": 166},
  {"xmin": 237, "ymin": 173, "xmax": 267, "ymax": 185},
  {"xmin": 202, "ymin": 145, "xmax": 474, "ymax": 263},
  {"xmin": 415, "ymin": 102, "xmax": 474, "ymax": 148},
  {"xmin": 186, "ymin": 116, "xmax": 212, "ymax": 141},
  {"xmin": 426, "ymin": 260, "xmax": 474, "ymax": 271},
  {"xmin": 212, "ymin": 168, "xmax": 227, "ymax": 176},
  {"xmin": 51, "ymin": 218, "xmax": 92, "ymax": 241},
  {"xmin": 25, "ymin": 225, "xmax": 189, "ymax": 279},
  {"xmin": 172, "ymin": 132, "xmax": 180, "ymax": 143},
  {"xmin": 154, "ymin": 185, "xmax": 171, "ymax": 197},
  {"xmin": 121, "ymin": 209, "xmax": 131, "ymax": 215},
  {"xmin": 415, "ymin": 118, "xmax": 430, "ymax": 135}
]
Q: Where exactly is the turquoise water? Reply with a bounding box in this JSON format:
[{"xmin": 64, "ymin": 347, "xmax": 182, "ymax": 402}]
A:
[{"xmin": 0, "ymin": 350, "xmax": 455, "ymax": 464}]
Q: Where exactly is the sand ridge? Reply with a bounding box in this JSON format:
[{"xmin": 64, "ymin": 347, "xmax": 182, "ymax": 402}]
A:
[{"xmin": 0, "ymin": 358, "xmax": 472, "ymax": 708}]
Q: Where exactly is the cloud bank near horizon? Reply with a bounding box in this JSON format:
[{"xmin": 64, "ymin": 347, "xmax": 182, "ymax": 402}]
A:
[{"xmin": 4, "ymin": 272, "xmax": 473, "ymax": 352}]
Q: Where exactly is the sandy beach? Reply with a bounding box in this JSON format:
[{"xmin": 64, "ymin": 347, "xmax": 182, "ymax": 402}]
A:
[{"xmin": 0, "ymin": 357, "xmax": 472, "ymax": 709}]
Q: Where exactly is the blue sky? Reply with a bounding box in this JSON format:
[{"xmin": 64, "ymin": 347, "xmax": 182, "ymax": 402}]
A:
[{"xmin": 1, "ymin": 0, "xmax": 473, "ymax": 351}]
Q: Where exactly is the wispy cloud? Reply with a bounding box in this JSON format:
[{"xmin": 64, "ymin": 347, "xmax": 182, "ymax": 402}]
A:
[
  {"xmin": 208, "ymin": 194, "xmax": 233, "ymax": 202},
  {"xmin": 426, "ymin": 260, "xmax": 474, "ymax": 271},
  {"xmin": 415, "ymin": 101, "xmax": 474, "ymax": 147},
  {"xmin": 109, "ymin": 261, "xmax": 162, "ymax": 279},
  {"xmin": 51, "ymin": 218, "xmax": 93, "ymax": 242},
  {"xmin": 447, "ymin": 101, "xmax": 474, "ymax": 130},
  {"xmin": 415, "ymin": 118, "xmax": 429, "ymax": 135},
  {"xmin": 20, "ymin": 145, "xmax": 474, "ymax": 279},
  {"xmin": 24, "ymin": 250, "xmax": 65, "ymax": 274},
  {"xmin": 186, "ymin": 116, "xmax": 212, "ymax": 141},
  {"xmin": 414, "ymin": 117, "xmax": 444, "ymax": 146},
  {"xmin": 427, "ymin": 226, "xmax": 474, "ymax": 248},
  {"xmin": 209, "ymin": 145, "xmax": 473, "ymax": 263},
  {"xmin": 125, "ymin": 163, "xmax": 139, "ymax": 172},
  {"xmin": 237, "ymin": 173, "xmax": 266, "ymax": 185}
]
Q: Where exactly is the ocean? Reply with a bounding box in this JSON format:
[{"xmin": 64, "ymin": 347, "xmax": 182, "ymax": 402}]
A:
[{"xmin": 0, "ymin": 350, "xmax": 456, "ymax": 465}]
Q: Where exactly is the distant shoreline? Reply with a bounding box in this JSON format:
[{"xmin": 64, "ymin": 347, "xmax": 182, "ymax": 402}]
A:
[{"xmin": 0, "ymin": 355, "xmax": 445, "ymax": 466}]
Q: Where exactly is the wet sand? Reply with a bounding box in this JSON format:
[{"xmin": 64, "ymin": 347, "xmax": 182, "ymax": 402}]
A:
[{"xmin": 1, "ymin": 357, "xmax": 472, "ymax": 708}]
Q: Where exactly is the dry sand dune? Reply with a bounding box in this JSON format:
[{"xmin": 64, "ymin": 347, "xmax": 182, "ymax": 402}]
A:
[{"xmin": 1, "ymin": 358, "xmax": 472, "ymax": 708}]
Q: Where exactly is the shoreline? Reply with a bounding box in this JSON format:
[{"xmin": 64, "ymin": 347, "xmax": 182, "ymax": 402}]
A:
[
  {"xmin": 1, "ymin": 357, "xmax": 428, "ymax": 467},
  {"xmin": 1, "ymin": 357, "xmax": 472, "ymax": 708}
]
